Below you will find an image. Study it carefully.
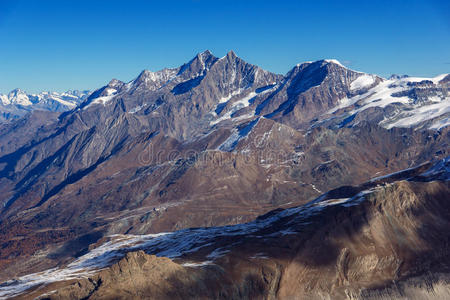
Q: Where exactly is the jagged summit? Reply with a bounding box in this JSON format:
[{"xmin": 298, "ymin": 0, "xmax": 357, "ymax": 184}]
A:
[
  {"xmin": 196, "ymin": 49, "xmax": 215, "ymax": 60},
  {"xmin": 130, "ymin": 50, "xmax": 221, "ymax": 90},
  {"xmin": 131, "ymin": 68, "xmax": 178, "ymax": 89},
  {"xmin": 79, "ymin": 50, "xmax": 448, "ymax": 134},
  {"xmin": 107, "ymin": 78, "xmax": 124, "ymax": 88},
  {"xmin": 95, "ymin": 50, "xmax": 273, "ymax": 98},
  {"xmin": 225, "ymin": 49, "xmax": 237, "ymax": 59},
  {"xmin": 134, "ymin": 69, "xmax": 154, "ymax": 83}
]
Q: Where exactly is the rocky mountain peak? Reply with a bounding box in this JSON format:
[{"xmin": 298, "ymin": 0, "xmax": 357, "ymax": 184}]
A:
[
  {"xmin": 226, "ymin": 49, "xmax": 237, "ymax": 60},
  {"xmin": 196, "ymin": 49, "xmax": 215, "ymax": 61},
  {"xmin": 8, "ymin": 88, "xmax": 26, "ymax": 98},
  {"xmin": 107, "ymin": 78, "xmax": 124, "ymax": 88},
  {"xmin": 285, "ymin": 58, "xmax": 356, "ymax": 91},
  {"xmin": 290, "ymin": 59, "xmax": 351, "ymax": 79},
  {"xmin": 322, "ymin": 58, "xmax": 345, "ymax": 67},
  {"xmin": 131, "ymin": 68, "xmax": 178, "ymax": 91},
  {"xmin": 176, "ymin": 50, "xmax": 218, "ymax": 79},
  {"xmin": 6, "ymin": 88, "xmax": 32, "ymax": 106},
  {"xmin": 134, "ymin": 69, "xmax": 153, "ymax": 83}
]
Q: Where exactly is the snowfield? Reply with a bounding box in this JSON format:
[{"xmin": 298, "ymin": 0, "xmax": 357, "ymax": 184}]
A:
[
  {"xmin": 327, "ymin": 73, "xmax": 449, "ymax": 130},
  {"xmin": 350, "ymin": 74, "xmax": 376, "ymax": 91}
]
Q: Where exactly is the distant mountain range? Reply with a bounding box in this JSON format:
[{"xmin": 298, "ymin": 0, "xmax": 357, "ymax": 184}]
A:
[
  {"xmin": 0, "ymin": 88, "xmax": 90, "ymax": 122},
  {"xmin": 0, "ymin": 50, "xmax": 448, "ymax": 299}
]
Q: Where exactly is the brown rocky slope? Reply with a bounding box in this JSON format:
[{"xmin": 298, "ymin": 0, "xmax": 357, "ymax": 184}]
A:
[{"xmin": 3, "ymin": 157, "xmax": 449, "ymax": 299}]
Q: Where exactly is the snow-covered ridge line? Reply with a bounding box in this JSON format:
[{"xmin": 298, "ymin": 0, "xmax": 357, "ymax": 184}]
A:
[
  {"xmin": 323, "ymin": 59, "xmax": 345, "ymax": 67},
  {"xmin": 350, "ymin": 74, "xmax": 376, "ymax": 91},
  {"xmin": 0, "ymin": 88, "xmax": 90, "ymax": 122},
  {"xmin": 1, "ymin": 89, "xmax": 89, "ymax": 110},
  {"xmin": 0, "ymin": 89, "xmax": 90, "ymax": 107},
  {"xmin": 296, "ymin": 59, "xmax": 345, "ymax": 68},
  {"xmin": 211, "ymin": 84, "xmax": 277, "ymax": 126}
]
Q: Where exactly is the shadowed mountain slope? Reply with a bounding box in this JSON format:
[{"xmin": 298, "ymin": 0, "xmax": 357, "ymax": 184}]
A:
[{"xmin": 2, "ymin": 157, "xmax": 449, "ymax": 299}]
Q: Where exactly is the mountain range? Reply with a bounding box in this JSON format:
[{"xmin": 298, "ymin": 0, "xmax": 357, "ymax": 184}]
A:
[
  {"xmin": 0, "ymin": 89, "xmax": 89, "ymax": 122},
  {"xmin": 0, "ymin": 50, "xmax": 448, "ymax": 299}
]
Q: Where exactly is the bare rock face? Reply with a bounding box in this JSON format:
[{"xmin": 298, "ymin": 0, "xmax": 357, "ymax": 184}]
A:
[{"xmin": 255, "ymin": 60, "xmax": 372, "ymax": 128}]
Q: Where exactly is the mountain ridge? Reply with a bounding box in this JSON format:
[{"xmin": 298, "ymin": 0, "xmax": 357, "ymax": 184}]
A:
[
  {"xmin": 0, "ymin": 50, "xmax": 448, "ymax": 294},
  {"xmin": 0, "ymin": 89, "xmax": 90, "ymax": 122}
]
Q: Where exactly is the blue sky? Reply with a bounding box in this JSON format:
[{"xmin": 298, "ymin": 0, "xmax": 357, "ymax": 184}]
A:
[{"xmin": 0, "ymin": 0, "xmax": 449, "ymax": 93}]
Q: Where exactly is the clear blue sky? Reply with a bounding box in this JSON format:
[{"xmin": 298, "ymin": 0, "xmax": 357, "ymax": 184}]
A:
[{"xmin": 0, "ymin": 0, "xmax": 449, "ymax": 93}]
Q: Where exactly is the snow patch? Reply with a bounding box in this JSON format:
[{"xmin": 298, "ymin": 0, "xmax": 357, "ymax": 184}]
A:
[
  {"xmin": 420, "ymin": 157, "xmax": 450, "ymax": 180},
  {"xmin": 311, "ymin": 184, "xmax": 322, "ymax": 194},
  {"xmin": 429, "ymin": 117, "xmax": 450, "ymax": 130},
  {"xmin": 129, "ymin": 104, "xmax": 146, "ymax": 114},
  {"xmin": 326, "ymin": 72, "xmax": 450, "ymax": 130},
  {"xmin": 350, "ymin": 74, "xmax": 375, "ymax": 90},
  {"xmin": 217, "ymin": 119, "xmax": 259, "ymax": 151},
  {"xmin": 218, "ymin": 89, "xmax": 245, "ymax": 104},
  {"xmin": 89, "ymin": 95, "xmax": 115, "ymax": 106},
  {"xmin": 206, "ymin": 247, "xmax": 231, "ymax": 260},
  {"xmin": 384, "ymin": 98, "xmax": 450, "ymax": 129},
  {"xmin": 181, "ymin": 261, "xmax": 214, "ymax": 268},
  {"xmin": 211, "ymin": 86, "xmax": 274, "ymax": 126},
  {"xmin": 324, "ymin": 59, "xmax": 344, "ymax": 67}
]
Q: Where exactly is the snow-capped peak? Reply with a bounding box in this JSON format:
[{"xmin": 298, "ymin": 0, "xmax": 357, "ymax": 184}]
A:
[
  {"xmin": 197, "ymin": 49, "xmax": 214, "ymax": 61},
  {"xmin": 324, "ymin": 72, "xmax": 450, "ymax": 130},
  {"xmin": 6, "ymin": 88, "xmax": 32, "ymax": 106},
  {"xmin": 295, "ymin": 59, "xmax": 347, "ymax": 69},
  {"xmin": 323, "ymin": 59, "xmax": 345, "ymax": 67},
  {"xmin": 107, "ymin": 79, "xmax": 124, "ymax": 88},
  {"xmin": 0, "ymin": 88, "xmax": 90, "ymax": 121},
  {"xmin": 132, "ymin": 69, "xmax": 178, "ymax": 89}
]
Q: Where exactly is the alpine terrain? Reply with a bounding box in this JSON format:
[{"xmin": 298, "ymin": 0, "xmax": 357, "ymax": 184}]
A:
[
  {"xmin": 0, "ymin": 89, "xmax": 90, "ymax": 122},
  {"xmin": 0, "ymin": 50, "xmax": 448, "ymax": 299}
]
